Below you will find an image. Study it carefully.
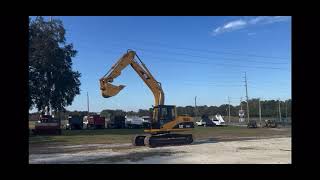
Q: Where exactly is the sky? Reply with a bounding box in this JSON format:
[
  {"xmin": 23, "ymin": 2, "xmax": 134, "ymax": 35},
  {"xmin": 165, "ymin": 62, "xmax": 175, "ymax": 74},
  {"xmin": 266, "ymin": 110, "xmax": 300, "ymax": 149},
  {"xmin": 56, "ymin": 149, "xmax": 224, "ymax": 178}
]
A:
[{"xmin": 30, "ymin": 16, "xmax": 291, "ymax": 113}]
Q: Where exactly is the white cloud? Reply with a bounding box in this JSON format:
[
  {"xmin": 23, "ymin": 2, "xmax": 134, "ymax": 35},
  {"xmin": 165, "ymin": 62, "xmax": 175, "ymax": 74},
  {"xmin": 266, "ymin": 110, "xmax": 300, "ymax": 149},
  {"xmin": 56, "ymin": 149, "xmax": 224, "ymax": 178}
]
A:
[
  {"xmin": 224, "ymin": 20, "xmax": 247, "ymax": 29},
  {"xmin": 249, "ymin": 16, "xmax": 290, "ymax": 25},
  {"xmin": 249, "ymin": 16, "xmax": 267, "ymax": 24},
  {"xmin": 212, "ymin": 16, "xmax": 290, "ymax": 36},
  {"xmin": 212, "ymin": 19, "xmax": 247, "ymax": 36}
]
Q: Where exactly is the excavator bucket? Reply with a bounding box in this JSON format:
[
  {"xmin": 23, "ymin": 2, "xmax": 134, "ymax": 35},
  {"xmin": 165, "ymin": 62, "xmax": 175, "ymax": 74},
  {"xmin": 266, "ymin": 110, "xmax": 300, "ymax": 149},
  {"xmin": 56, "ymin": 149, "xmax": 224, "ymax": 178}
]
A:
[{"xmin": 100, "ymin": 79, "xmax": 125, "ymax": 98}]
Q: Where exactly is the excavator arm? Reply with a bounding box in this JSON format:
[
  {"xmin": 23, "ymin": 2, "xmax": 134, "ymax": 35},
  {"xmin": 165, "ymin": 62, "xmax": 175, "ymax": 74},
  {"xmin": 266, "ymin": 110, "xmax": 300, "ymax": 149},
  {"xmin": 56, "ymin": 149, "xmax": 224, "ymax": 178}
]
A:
[{"xmin": 99, "ymin": 50, "xmax": 164, "ymax": 107}]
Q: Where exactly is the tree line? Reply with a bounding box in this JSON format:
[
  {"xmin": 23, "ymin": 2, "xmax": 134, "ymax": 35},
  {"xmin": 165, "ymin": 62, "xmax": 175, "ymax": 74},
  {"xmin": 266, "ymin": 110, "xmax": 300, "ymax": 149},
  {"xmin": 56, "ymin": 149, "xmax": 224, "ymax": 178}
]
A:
[
  {"xmin": 30, "ymin": 98, "xmax": 291, "ymax": 120},
  {"xmin": 98, "ymin": 98, "xmax": 291, "ymax": 118},
  {"xmin": 178, "ymin": 98, "xmax": 291, "ymax": 118}
]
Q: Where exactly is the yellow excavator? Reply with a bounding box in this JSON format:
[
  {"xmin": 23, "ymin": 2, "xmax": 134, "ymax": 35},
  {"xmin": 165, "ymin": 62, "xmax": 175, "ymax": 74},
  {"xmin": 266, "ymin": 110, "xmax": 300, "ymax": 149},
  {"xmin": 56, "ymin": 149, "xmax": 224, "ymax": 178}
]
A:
[{"xmin": 99, "ymin": 50, "xmax": 194, "ymax": 147}]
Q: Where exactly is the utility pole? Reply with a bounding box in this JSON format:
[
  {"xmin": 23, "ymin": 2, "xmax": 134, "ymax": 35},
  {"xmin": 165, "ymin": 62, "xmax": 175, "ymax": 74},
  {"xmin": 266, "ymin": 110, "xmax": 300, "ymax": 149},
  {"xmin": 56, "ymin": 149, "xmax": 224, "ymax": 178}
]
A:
[
  {"xmin": 87, "ymin": 92, "xmax": 90, "ymax": 115},
  {"xmin": 278, "ymin": 98, "xmax": 282, "ymax": 125},
  {"xmin": 228, "ymin": 96, "xmax": 231, "ymax": 124},
  {"xmin": 194, "ymin": 96, "xmax": 197, "ymax": 119},
  {"xmin": 285, "ymin": 100, "xmax": 288, "ymax": 126},
  {"xmin": 259, "ymin": 98, "xmax": 262, "ymax": 127},
  {"xmin": 244, "ymin": 72, "xmax": 250, "ymax": 123}
]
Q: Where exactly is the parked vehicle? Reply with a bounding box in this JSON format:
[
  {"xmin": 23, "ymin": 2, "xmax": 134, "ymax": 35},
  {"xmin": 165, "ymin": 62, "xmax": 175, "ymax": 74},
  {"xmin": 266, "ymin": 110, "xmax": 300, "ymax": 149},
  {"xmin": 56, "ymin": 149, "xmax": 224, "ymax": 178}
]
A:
[
  {"xmin": 32, "ymin": 115, "xmax": 61, "ymax": 135},
  {"xmin": 141, "ymin": 116, "xmax": 151, "ymax": 128},
  {"xmin": 87, "ymin": 115, "xmax": 105, "ymax": 129},
  {"xmin": 83, "ymin": 116, "xmax": 89, "ymax": 129},
  {"xmin": 264, "ymin": 119, "xmax": 277, "ymax": 128},
  {"xmin": 212, "ymin": 114, "xmax": 225, "ymax": 126},
  {"xmin": 66, "ymin": 115, "xmax": 83, "ymax": 130},
  {"xmin": 107, "ymin": 115, "xmax": 126, "ymax": 129},
  {"xmin": 247, "ymin": 120, "xmax": 258, "ymax": 128},
  {"xmin": 125, "ymin": 116, "xmax": 143, "ymax": 128},
  {"xmin": 196, "ymin": 115, "xmax": 215, "ymax": 127},
  {"xmin": 196, "ymin": 119, "xmax": 206, "ymax": 126}
]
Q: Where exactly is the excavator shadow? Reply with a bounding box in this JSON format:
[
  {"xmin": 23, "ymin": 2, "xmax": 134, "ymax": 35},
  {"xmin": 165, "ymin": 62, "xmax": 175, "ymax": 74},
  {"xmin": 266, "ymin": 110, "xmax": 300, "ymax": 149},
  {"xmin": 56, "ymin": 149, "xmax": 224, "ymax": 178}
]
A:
[{"xmin": 85, "ymin": 150, "xmax": 186, "ymax": 164}]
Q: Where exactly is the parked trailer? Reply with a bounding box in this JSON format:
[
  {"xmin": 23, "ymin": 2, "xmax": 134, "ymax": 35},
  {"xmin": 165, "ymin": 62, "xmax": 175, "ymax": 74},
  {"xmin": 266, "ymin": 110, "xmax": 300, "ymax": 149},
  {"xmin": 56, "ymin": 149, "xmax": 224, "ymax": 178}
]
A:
[{"xmin": 87, "ymin": 115, "xmax": 105, "ymax": 129}]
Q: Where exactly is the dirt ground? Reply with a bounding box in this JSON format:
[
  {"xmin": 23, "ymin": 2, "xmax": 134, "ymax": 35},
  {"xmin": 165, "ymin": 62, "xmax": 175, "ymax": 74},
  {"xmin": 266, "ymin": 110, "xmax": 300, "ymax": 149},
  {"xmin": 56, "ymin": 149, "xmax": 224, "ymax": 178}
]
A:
[{"xmin": 29, "ymin": 136, "xmax": 291, "ymax": 164}]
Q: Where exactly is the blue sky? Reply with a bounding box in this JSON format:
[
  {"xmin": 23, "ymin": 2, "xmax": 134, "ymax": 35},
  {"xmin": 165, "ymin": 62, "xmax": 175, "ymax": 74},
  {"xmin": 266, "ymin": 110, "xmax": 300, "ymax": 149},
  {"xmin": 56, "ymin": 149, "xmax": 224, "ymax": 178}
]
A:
[{"xmin": 30, "ymin": 16, "xmax": 291, "ymax": 112}]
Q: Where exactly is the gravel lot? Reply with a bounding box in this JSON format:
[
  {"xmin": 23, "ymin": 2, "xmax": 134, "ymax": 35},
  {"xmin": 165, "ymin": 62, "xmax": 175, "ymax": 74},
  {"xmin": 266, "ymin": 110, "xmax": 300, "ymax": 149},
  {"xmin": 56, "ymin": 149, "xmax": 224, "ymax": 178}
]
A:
[{"xmin": 29, "ymin": 137, "xmax": 291, "ymax": 164}]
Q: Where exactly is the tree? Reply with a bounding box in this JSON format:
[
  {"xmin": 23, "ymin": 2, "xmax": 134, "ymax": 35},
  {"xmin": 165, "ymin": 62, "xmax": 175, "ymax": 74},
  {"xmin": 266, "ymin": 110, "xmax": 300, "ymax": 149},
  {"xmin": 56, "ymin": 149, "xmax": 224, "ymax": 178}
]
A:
[
  {"xmin": 138, "ymin": 109, "xmax": 152, "ymax": 117},
  {"xmin": 29, "ymin": 16, "xmax": 81, "ymax": 113},
  {"xmin": 100, "ymin": 109, "xmax": 126, "ymax": 118}
]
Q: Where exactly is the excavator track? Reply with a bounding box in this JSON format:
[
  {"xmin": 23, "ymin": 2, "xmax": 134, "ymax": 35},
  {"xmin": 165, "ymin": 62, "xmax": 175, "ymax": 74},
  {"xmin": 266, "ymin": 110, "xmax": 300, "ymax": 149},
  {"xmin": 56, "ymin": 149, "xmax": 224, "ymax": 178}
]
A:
[
  {"xmin": 132, "ymin": 134, "xmax": 147, "ymax": 146},
  {"xmin": 143, "ymin": 133, "xmax": 193, "ymax": 148}
]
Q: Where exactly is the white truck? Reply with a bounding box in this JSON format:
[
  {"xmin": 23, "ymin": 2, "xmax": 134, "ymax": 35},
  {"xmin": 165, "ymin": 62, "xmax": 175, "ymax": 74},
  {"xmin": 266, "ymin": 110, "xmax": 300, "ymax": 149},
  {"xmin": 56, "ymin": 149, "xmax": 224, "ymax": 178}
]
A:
[
  {"xmin": 196, "ymin": 119, "xmax": 207, "ymax": 126},
  {"xmin": 125, "ymin": 115, "xmax": 144, "ymax": 128}
]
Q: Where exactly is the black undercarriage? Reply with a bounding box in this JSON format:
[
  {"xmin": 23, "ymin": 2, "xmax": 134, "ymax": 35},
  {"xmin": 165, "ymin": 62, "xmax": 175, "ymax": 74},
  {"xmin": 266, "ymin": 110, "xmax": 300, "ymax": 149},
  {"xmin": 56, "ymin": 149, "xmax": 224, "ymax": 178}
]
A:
[{"xmin": 132, "ymin": 133, "xmax": 193, "ymax": 148}]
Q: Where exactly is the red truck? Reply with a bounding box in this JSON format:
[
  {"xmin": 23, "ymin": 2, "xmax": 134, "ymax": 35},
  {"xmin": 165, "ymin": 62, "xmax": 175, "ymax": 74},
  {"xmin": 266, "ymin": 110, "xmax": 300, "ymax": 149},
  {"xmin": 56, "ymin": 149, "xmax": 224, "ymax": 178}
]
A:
[{"xmin": 87, "ymin": 115, "xmax": 105, "ymax": 129}]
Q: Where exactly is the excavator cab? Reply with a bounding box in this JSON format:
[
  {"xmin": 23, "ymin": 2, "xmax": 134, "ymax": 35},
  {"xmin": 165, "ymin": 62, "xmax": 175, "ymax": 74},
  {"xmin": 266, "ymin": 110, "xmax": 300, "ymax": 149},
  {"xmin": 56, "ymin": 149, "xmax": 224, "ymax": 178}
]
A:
[{"xmin": 152, "ymin": 105, "xmax": 176, "ymax": 129}]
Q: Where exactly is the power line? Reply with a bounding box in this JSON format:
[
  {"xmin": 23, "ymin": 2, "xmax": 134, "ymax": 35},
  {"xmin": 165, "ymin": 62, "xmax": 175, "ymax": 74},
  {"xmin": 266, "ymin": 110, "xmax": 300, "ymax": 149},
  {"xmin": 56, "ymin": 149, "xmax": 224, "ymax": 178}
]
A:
[
  {"xmin": 111, "ymin": 38, "xmax": 290, "ymax": 60},
  {"xmin": 180, "ymin": 83, "xmax": 243, "ymax": 87},
  {"xmin": 102, "ymin": 49, "xmax": 291, "ymax": 71},
  {"xmin": 101, "ymin": 49, "xmax": 292, "ymax": 87},
  {"xmin": 136, "ymin": 48, "xmax": 290, "ymax": 65},
  {"xmin": 105, "ymin": 44, "xmax": 290, "ymax": 66}
]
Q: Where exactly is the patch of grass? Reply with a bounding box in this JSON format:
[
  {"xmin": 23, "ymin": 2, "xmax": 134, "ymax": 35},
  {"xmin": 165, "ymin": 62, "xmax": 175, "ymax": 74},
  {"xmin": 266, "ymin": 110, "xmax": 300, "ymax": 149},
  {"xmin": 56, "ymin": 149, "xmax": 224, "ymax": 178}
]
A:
[
  {"xmin": 29, "ymin": 129, "xmax": 145, "ymax": 146},
  {"xmin": 62, "ymin": 129, "xmax": 144, "ymax": 136},
  {"xmin": 29, "ymin": 126, "xmax": 291, "ymax": 147}
]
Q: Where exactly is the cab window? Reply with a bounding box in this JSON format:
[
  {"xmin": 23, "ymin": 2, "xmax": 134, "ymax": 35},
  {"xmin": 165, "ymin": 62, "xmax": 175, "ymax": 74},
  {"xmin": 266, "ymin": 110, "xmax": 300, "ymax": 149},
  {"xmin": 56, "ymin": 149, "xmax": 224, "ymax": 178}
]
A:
[
  {"xmin": 160, "ymin": 108, "xmax": 168, "ymax": 120},
  {"xmin": 171, "ymin": 108, "xmax": 176, "ymax": 119}
]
